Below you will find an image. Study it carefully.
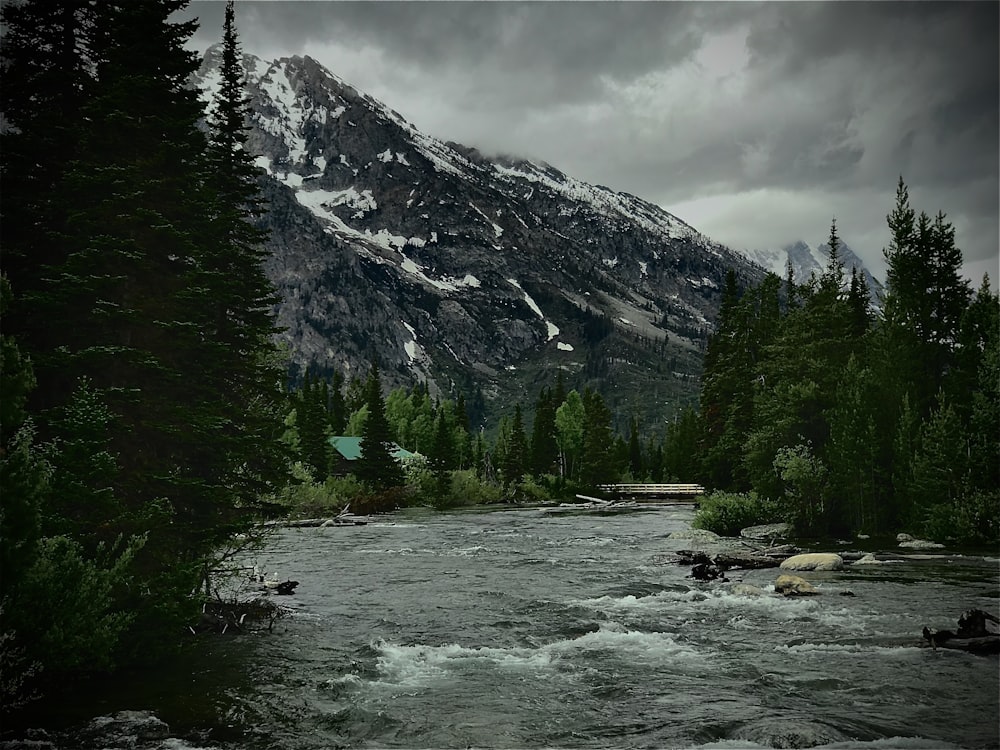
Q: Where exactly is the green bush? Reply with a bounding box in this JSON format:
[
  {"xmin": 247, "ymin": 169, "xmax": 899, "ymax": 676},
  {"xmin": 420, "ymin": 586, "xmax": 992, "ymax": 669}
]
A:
[
  {"xmin": 692, "ymin": 491, "xmax": 781, "ymax": 537},
  {"xmin": 4, "ymin": 534, "xmax": 139, "ymax": 676},
  {"xmin": 450, "ymin": 470, "xmax": 502, "ymax": 507},
  {"xmin": 920, "ymin": 489, "xmax": 1000, "ymax": 546},
  {"xmin": 511, "ymin": 475, "xmax": 553, "ymax": 504},
  {"xmin": 272, "ymin": 463, "xmax": 371, "ymax": 517}
]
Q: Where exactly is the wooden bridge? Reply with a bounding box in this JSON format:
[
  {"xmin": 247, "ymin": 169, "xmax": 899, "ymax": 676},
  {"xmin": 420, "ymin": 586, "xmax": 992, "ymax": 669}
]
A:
[{"xmin": 597, "ymin": 483, "xmax": 705, "ymax": 503}]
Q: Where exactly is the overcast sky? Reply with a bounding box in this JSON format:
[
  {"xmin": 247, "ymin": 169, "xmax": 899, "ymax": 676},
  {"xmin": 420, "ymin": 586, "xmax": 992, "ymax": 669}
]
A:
[{"xmin": 183, "ymin": 1, "xmax": 999, "ymax": 287}]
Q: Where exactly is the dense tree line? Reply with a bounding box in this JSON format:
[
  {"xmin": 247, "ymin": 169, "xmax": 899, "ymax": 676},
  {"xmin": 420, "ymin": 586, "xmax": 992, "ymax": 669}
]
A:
[
  {"xmin": 695, "ymin": 180, "xmax": 998, "ymax": 543},
  {"xmin": 281, "ymin": 360, "xmax": 704, "ymax": 512},
  {"xmin": 282, "ymin": 180, "xmax": 997, "ymax": 548},
  {"xmin": 1, "ymin": 0, "xmax": 288, "ymax": 706}
]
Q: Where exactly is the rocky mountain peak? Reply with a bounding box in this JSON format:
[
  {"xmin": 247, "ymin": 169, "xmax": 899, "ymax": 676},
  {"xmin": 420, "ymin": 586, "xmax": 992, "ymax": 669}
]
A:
[{"xmin": 194, "ymin": 48, "xmax": 765, "ymax": 428}]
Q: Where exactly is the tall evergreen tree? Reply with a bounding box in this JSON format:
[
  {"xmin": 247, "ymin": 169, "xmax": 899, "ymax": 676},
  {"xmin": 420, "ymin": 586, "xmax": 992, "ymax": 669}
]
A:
[
  {"xmin": 428, "ymin": 409, "xmax": 453, "ymax": 493},
  {"xmin": 329, "ymin": 371, "xmax": 347, "ymax": 434},
  {"xmin": 197, "ymin": 0, "xmax": 291, "ymax": 510},
  {"xmin": 355, "ymin": 363, "xmax": 405, "ymax": 490},
  {"xmin": 529, "ymin": 386, "xmax": 558, "ymax": 476},
  {"xmin": 501, "ymin": 405, "xmax": 528, "ymax": 484},
  {"xmin": 580, "ymin": 389, "xmax": 615, "ymax": 488},
  {"xmin": 627, "ymin": 416, "xmax": 643, "ymax": 478},
  {"xmin": 1, "ymin": 0, "xmax": 294, "ymax": 670}
]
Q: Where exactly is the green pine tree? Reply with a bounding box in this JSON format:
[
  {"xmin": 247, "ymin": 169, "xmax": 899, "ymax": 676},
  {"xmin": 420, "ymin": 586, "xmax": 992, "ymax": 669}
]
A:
[{"xmin": 355, "ymin": 363, "xmax": 405, "ymax": 490}]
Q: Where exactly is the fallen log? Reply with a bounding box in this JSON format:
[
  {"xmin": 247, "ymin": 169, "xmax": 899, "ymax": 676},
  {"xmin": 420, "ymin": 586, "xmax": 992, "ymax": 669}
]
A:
[
  {"xmin": 922, "ymin": 608, "xmax": 1000, "ymax": 654},
  {"xmin": 188, "ymin": 597, "xmax": 285, "ymax": 634}
]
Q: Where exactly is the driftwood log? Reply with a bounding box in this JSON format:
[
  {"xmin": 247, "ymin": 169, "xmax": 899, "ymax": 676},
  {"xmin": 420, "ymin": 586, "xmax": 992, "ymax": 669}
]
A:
[
  {"xmin": 922, "ymin": 609, "xmax": 1000, "ymax": 654},
  {"xmin": 675, "ymin": 548, "xmax": 789, "ymax": 579},
  {"xmin": 189, "ymin": 598, "xmax": 284, "ymax": 634}
]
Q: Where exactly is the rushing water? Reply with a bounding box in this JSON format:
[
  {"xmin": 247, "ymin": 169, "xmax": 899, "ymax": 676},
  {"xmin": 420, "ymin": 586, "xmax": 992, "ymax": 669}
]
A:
[{"xmin": 9, "ymin": 506, "xmax": 1000, "ymax": 749}]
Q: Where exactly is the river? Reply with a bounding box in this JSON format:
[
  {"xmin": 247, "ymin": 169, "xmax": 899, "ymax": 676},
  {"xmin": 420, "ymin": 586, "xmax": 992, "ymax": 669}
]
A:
[{"xmin": 6, "ymin": 506, "xmax": 999, "ymax": 749}]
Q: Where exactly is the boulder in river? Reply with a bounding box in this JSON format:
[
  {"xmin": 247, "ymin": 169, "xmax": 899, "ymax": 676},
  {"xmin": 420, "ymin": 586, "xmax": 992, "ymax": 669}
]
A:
[
  {"xmin": 729, "ymin": 582, "xmax": 767, "ymax": 597},
  {"xmin": 774, "ymin": 574, "xmax": 818, "ymax": 596},
  {"xmin": 779, "ymin": 552, "xmax": 843, "ymax": 571}
]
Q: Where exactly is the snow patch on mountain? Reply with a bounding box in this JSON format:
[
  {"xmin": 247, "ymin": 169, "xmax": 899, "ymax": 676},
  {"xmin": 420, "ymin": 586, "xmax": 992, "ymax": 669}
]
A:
[
  {"xmin": 508, "ymin": 278, "xmax": 559, "ymax": 340},
  {"xmin": 470, "ymin": 202, "xmax": 503, "ymax": 238}
]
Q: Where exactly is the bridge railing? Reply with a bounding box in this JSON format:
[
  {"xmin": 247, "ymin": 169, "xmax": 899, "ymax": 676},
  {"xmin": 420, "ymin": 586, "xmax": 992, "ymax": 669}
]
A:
[{"xmin": 597, "ymin": 483, "xmax": 705, "ymax": 496}]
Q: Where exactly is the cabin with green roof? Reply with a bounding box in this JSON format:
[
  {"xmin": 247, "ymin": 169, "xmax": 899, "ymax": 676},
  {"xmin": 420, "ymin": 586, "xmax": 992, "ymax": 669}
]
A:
[{"xmin": 328, "ymin": 436, "xmax": 421, "ymax": 476}]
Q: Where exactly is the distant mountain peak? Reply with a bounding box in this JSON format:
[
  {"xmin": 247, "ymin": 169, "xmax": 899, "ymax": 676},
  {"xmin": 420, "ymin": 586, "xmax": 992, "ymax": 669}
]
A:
[{"xmin": 738, "ymin": 239, "xmax": 882, "ymax": 296}]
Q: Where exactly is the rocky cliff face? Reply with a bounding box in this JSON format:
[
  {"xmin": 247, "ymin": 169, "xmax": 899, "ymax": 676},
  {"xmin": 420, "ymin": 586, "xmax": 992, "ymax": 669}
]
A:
[{"xmin": 193, "ymin": 47, "xmax": 765, "ymax": 428}]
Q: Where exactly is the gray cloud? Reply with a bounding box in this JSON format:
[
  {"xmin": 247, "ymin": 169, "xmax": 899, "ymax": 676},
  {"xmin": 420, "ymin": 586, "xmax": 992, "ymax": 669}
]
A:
[{"xmin": 182, "ymin": 1, "xmax": 998, "ymax": 284}]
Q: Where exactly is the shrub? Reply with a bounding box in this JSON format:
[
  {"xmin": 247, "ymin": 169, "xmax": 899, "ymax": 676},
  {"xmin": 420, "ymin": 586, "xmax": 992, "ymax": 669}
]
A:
[
  {"xmin": 449, "ymin": 470, "xmax": 502, "ymax": 507},
  {"xmin": 272, "ymin": 464, "xmax": 371, "ymax": 517},
  {"xmin": 511, "ymin": 475, "xmax": 553, "ymax": 504},
  {"xmin": 921, "ymin": 489, "xmax": 1000, "ymax": 546},
  {"xmin": 692, "ymin": 491, "xmax": 781, "ymax": 537}
]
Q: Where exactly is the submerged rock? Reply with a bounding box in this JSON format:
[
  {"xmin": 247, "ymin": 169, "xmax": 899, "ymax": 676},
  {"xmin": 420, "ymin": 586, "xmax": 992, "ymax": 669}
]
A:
[
  {"xmin": 79, "ymin": 711, "xmax": 171, "ymax": 748},
  {"xmin": 728, "ymin": 582, "xmax": 767, "ymax": 597},
  {"xmin": 852, "ymin": 552, "xmax": 881, "ymax": 565},
  {"xmin": 729, "ymin": 716, "xmax": 849, "ymax": 748},
  {"xmin": 666, "ymin": 529, "xmax": 721, "ymax": 543},
  {"xmin": 899, "ymin": 538, "xmax": 945, "ymax": 549},
  {"xmin": 779, "ymin": 552, "xmax": 844, "ymax": 571},
  {"xmin": 775, "ymin": 574, "xmax": 818, "ymax": 596}
]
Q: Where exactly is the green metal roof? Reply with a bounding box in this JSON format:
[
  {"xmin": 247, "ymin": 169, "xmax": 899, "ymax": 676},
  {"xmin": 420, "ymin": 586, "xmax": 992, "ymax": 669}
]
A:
[{"xmin": 328, "ymin": 436, "xmax": 419, "ymax": 461}]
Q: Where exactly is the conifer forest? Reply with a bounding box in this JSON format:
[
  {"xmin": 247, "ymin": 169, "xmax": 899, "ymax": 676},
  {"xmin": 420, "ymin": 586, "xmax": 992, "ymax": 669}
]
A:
[{"xmin": 1, "ymin": 0, "xmax": 997, "ymax": 713}]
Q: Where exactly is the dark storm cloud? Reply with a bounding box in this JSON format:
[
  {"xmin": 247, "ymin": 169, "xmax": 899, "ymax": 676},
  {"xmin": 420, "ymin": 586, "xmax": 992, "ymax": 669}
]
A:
[
  {"xmin": 182, "ymin": 1, "xmax": 998, "ymax": 281},
  {"xmin": 739, "ymin": 1, "xmax": 999, "ymax": 192},
  {"xmin": 190, "ymin": 1, "xmax": 718, "ymax": 105}
]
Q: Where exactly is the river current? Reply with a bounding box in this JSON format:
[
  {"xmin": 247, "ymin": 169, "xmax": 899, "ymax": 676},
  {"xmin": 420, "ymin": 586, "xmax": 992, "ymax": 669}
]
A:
[{"xmin": 10, "ymin": 506, "xmax": 1000, "ymax": 749}]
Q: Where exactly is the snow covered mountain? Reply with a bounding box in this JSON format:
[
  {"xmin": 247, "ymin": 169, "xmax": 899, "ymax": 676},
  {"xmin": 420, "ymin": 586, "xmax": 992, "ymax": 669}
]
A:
[
  {"xmin": 738, "ymin": 241, "xmax": 883, "ymax": 299},
  {"xmin": 193, "ymin": 47, "xmax": 765, "ymax": 427}
]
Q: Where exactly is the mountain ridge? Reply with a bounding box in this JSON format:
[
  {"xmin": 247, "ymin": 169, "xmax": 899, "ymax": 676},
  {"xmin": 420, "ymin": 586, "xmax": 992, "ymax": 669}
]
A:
[{"xmin": 193, "ymin": 46, "xmax": 766, "ymax": 429}]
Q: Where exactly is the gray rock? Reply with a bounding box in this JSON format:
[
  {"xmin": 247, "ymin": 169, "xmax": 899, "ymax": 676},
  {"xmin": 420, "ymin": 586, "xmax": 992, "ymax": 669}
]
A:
[
  {"xmin": 775, "ymin": 574, "xmax": 818, "ymax": 596},
  {"xmin": 779, "ymin": 552, "xmax": 844, "ymax": 571}
]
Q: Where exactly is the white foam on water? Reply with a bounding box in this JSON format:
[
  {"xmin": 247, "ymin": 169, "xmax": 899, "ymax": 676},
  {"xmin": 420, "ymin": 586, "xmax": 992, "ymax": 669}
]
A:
[
  {"xmin": 322, "ymin": 673, "xmax": 365, "ymax": 689},
  {"xmin": 680, "ymin": 734, "xmax": 965, "ymax": 750},
  {"xmin": 820, "ymin": 739, "xmax": 965, "ymax": 749},
  {"xmin": 158, "ymin": 740, "xmax": 224, "ymax": 750},
  {"xmin": 371, "ymin": 639, "xmax": 554, "ymax": 689},
  {"xmin": 370, "ymin": 622, "xmax": 703, "ymax": 693},
  {"xmin": 543, "ymin": 623, "xmax": 704, "ymax": 668},
  {"xmin": 575, "ymin": 586, "xmax": 878, "ymax": 636},
  {"xmin": 775, "ymin": 642, "xmax": 923, "ymax": 658}
]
